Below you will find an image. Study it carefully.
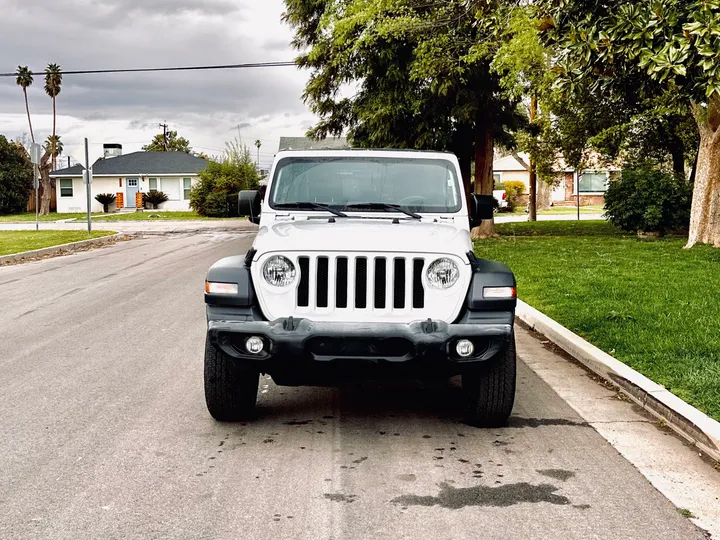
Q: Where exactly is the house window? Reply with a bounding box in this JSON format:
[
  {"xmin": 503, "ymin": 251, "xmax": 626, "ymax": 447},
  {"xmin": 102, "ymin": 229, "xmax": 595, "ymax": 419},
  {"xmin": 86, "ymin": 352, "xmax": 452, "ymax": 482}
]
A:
[
  {"xmin": 149, "ymin": 178, "xmax": 158, "ymax": 190},
  {"xmin": 60, "ymin": 179, "xmax": 73, "ymax": 197},
  {"xmin": 578, "ymin": 172, "xmax": 609, "ymax": 193},
  {"xmin": 183, "ymin": 178, "xmax": 192, "ymax": 200},
  {"xmin": 160, "ymin": 178, "xmax": 181, "ymax": 200}
]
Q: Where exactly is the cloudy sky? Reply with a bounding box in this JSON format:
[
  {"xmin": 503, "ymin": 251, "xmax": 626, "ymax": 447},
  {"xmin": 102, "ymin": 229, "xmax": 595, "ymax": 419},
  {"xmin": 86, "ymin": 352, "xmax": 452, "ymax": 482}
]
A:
[{"xmin": 0, "ymin": 0, "xmax": 315, "ymax": 168}]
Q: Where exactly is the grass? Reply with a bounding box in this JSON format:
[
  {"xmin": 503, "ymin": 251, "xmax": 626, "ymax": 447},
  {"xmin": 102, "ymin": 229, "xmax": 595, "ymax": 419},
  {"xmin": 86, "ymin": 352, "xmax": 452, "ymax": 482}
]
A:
[
  {"xmin": 0, "ymin": 211, "xmax": 245, "ymax": 222},
  {"xmin": 0, "ymin": 231, "xmax": 116, "ymax": 256},
  {"xmin": 475, "ymin": 220, "xmax": 720, "ymax": 422}
]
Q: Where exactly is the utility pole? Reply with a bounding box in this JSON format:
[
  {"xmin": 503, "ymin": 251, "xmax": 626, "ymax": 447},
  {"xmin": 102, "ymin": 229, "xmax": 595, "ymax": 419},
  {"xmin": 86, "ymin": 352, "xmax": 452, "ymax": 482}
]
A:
[
  {"xmin": 528, "ymin": 94, "xmax": 538, "ymax": 222},
  {"xmin": 159, "ymin": 123, "xmax": 169, "ymax": 151},
  {"xmin": 84, "ymin": 138, "xmax": 93, "ymax": 234},
  {"xmin": 255, "ymin": 140, "xmax": 262, "ymax": 166}
]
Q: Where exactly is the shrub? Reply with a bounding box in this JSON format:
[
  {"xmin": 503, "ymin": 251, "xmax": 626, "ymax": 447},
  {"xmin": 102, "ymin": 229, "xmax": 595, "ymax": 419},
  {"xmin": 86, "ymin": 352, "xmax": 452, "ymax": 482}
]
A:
[
  {"xmin": 0, "ymin": 136, "xmax": 33, "ymax": 215},
  {"xmin": 94, "ymin": 193, "xmax": 116, "ymax": 213},
  {"xmin": 190, "ymin": 145, "xmax": 259, "ymax": 217},
  {"xmin": 143, "ymin": 190, "xmax": 169, "ymax": 209},
  {"xmin": 494, "ymin": 181, "xmax": 505, "ymax": 191},
  {"xmin": 604, "ymin": 164, "xmax": 692, "ymax": 234},
  {"xmin": 504, "ymin": 180, "xmax": 525, "ymax": 212}
]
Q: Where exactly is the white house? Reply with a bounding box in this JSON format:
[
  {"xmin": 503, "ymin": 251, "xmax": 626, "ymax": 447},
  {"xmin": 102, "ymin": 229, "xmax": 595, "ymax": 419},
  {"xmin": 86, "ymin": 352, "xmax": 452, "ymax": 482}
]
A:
[{"xmin": 50, "ymin": 145, "xmax": 207, "ymax": 213}]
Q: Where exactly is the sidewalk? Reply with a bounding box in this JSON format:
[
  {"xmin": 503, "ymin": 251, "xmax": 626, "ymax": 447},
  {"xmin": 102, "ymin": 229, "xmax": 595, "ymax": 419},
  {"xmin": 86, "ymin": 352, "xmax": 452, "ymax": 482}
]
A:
[{"xmin": 0, "ymin": 220, "xmax": 257, "ymax": 234}]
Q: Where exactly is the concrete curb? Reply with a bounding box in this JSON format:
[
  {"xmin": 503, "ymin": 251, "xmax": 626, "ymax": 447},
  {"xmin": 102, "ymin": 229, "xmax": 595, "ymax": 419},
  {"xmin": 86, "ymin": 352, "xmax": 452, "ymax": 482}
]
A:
[
  {"xmin": 516, "ymin": 299, "xmax": 720, "ymax": 463},
  {"xmin": 0, "ymin": 233, "xmax": 127, "ymax": 265}
]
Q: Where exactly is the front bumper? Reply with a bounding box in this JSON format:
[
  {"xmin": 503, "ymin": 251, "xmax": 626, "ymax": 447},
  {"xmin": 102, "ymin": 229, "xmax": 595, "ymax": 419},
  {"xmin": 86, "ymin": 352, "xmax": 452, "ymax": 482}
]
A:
[{"xmin": 207, "ymin": 313, "xmax": 513, "ymax": 374}]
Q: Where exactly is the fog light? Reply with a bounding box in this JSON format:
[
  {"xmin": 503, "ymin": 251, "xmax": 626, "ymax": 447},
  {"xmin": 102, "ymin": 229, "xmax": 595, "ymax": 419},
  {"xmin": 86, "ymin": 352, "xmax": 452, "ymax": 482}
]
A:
[
  {"xmin": 456, "ymin": 339, "xmax": 475, "ymax": 358},
  {"xmin": 245, "ymin": 336, "xmax": 264, "ymax": 355}
]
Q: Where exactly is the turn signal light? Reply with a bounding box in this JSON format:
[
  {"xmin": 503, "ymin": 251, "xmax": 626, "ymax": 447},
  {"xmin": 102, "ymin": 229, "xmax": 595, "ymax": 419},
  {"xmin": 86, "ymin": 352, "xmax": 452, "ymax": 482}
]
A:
[
  {"xmin": 483, "ymin": 286, "xmax": 517, "ymax": 299},
  {"xmin": 205, "ymin": 281, "xmax": 239, "ymax": 295}
]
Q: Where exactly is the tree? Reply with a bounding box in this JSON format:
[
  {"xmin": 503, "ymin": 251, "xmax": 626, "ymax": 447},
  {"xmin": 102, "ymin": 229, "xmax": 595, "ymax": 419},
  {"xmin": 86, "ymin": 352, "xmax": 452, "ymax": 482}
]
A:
[
  {"xmin": 284, "ymin": 0, "xmax": 525, "ymax": 237},
  {"xmin": 15, "ymin": 66, "xmax": 34, "ymax": 143},
  {"xmin": 44, "ymin": 64, "xmax": 62, "ymax": 170},
  {"xmin": 539, "ymin": 0, "xmax": 720, "ymax": 247},
  {"xmin": 143, "ymin": 130, "xmax": 192, "ymax": 153},
  {"xmin": 254, "ymin": 140, "xmax": 262, "ymax": 165},
  {"xmin": 190, "ymin": 141, "xmax": 259, "ymax": 217},
  {"xmin": 44, "ymin": 135, "xmax": 63, "ymax": 158},
  {"xmin": 0, "ymin": 135, "xmax": 33, "ymax": 215}
]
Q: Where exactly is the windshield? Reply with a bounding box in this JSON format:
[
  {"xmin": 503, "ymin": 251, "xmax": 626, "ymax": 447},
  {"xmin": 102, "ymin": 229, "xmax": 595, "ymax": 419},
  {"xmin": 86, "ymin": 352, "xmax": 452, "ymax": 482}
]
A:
[{"xmin": 269, "ymin": 156, "xmax": 462, "ymax": 213}]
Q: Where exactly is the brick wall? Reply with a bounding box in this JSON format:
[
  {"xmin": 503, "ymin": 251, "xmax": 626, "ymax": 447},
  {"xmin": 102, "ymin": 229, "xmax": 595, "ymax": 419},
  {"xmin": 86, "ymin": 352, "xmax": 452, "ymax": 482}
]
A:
[
  {"xmin": 135, "ymin": 192, "xmax": 143, "ymax": 209},
  {"xmin": 116, "ymin": 192, "xmax": 124, "ymax": 208}
]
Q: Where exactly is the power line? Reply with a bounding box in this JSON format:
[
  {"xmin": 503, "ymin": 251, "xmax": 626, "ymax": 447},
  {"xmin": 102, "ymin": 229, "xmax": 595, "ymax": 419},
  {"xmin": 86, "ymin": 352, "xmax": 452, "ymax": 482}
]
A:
[{"xmin": 0, "ymin": 61, "xmax": 297, "ymax": 78}]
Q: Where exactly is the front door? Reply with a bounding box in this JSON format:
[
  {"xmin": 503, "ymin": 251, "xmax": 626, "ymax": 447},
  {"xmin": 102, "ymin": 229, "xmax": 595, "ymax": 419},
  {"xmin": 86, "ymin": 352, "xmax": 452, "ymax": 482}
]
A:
[{"xmin": 126, "ymin": 178, "xmax": 139, "ymax": 207}]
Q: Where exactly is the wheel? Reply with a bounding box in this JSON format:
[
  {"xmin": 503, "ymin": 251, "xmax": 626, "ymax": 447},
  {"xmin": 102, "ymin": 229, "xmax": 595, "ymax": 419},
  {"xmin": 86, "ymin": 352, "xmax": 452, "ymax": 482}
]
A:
[
  {"xmin": 204, "ymin": 337, "xmax": 259, "ymax": 421},
  {"xmin": 462, "ymin": 335, "xmax": 516, "ymax": 427}
]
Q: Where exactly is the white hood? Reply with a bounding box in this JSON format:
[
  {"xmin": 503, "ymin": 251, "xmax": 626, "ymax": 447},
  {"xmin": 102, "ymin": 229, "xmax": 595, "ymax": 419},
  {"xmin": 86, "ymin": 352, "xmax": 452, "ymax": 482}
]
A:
[{"xmin": 253, "ymin": 218, "xmax": 472, "ymax": 258}]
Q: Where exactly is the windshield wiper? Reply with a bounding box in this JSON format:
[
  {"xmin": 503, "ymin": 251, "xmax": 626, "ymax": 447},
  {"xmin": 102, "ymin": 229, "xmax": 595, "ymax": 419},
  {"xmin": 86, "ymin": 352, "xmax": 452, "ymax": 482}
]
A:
[
  {"xmin": 344, "ymin": 203, "xmax": 422, "ymax": 220},
  {"xmin": 275, "ymin": 202, "xmax": 347, "ymax": 218}
]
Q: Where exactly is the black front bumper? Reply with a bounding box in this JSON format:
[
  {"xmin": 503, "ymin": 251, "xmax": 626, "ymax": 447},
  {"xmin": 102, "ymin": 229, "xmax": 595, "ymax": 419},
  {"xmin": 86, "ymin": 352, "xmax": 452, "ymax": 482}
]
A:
[{"xmin": 207, "ymin": 310, "xmax": 514, "ymax": 377}]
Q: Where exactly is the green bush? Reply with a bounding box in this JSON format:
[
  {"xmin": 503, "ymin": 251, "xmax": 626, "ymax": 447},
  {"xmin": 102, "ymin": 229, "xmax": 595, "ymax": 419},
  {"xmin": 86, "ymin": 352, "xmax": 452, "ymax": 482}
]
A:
[
  {"xmin": 494, "ymin": 181, "xmax": 505, "ymax": 191},
  {"xmin": 143, "ymin": 190, "xmax": 169, "ymax": 210},
  {"xmin": 604, "ymin": 164, "xmax": 692, "ymax": 234},
  {"xmin": 190, "ymin": 145, "xmax": 259, "ymax": 217},
  {"xmin": 0, "ymin": 136, "xmax": 33, "ymax": 215},
  {"xmin": 504, "ymin": 180, "xmax": 525, "ymax": 212},
  {"xmin": 94, "ymin": 193, "xmax": 116, "ymax": 213}
]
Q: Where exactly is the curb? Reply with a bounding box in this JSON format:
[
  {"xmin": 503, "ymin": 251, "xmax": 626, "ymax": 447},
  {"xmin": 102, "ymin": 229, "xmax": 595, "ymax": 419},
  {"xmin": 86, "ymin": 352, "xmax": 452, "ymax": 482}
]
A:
[
  {"xmin": 516, "ymin": 299, "xmax": 720, "ymax": 463},
  {"xmin": 0, "ymin": 233, "xmax": 127, "ymax": 265}
]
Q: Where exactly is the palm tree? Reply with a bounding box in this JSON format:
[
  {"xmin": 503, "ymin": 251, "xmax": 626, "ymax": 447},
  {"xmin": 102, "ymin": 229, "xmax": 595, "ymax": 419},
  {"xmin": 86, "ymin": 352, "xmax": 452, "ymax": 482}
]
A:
[
  {"xmin": 44, "ymin": 135, "xmax": 63, "ymax": 159},
  {"xmin": 15, "ymin": 66, "xmax": 35, "ymax": 143},
  {"xmin": 255, "ymin": 139, "xmax": 262, "ymax": 165},
  {"xmin": 44, "ymin": 64, "xmax": 62, "ymax": 169}
]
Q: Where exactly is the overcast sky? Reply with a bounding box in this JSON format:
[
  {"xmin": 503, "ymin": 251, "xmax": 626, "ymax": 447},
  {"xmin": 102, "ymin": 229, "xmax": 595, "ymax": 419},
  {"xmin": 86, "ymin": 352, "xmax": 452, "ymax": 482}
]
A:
[{"xmin": 0, "ymin": 0, "xmax": 314, "ymax": 168}]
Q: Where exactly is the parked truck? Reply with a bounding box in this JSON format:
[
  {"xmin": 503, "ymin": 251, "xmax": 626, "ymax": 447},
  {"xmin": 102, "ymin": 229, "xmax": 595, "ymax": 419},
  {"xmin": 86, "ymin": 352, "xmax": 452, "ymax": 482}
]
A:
[{"xmin": 204, "ymin": 149, "xmax": 517, "ymax": 426}]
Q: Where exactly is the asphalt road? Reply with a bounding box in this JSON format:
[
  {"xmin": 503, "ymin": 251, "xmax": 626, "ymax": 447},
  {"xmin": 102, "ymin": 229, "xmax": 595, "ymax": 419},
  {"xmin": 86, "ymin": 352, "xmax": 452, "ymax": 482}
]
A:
[{"xmin": 0, "ymin": 233, "xmax": 706, "ymax": 540}]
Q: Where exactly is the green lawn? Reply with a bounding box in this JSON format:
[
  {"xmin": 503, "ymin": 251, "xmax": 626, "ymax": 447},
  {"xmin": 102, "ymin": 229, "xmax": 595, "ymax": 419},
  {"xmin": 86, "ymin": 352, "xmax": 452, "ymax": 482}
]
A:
[
  {"xmin": 475, "ymin": 220, "xmax": 720, "ymax": 422},
  {"xmin": 0, "ymin": 211, "xmax": 245, "ymax": 222},
  {"xmin": 0, "ymin": 231, "xmax": 116, "ymax": 256}
]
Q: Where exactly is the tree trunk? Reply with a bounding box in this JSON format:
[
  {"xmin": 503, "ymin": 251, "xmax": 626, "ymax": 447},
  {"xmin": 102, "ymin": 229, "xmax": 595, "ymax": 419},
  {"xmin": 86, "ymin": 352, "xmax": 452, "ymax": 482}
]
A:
[
  {"xmin": 671, "ymin": 145, "xmax": 686, "ymax": 178},
  {"xmin": 686, "ymin": 97, "xmax": 720, "ymax": 248},
  {"xmin": 24, "ymin": 90, "xmax": 34, "ymax": 143},
  {"xmin": 52, "ymin": 97, "xmax": 57, "ymax": 171},
  {"xmin": 528, "ymin": 95, "xmax": 538, "ymax": 221},
  {"xmin": 471, "ymin": 120, "xmax": 496, "ymax": 239},
  {"xmin": 38, "ymin": 152, "xmax": 52, "ymax": 215}
]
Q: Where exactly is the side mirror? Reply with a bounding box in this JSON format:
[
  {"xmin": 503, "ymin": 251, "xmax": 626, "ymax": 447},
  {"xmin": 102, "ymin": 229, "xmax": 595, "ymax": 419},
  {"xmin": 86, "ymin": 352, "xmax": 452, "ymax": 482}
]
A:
[
  {"xmin": 239, "ymin": 190, "xmax": 261, "ymax": 225},
  {"xmin": 469, "ymin": 193, "xmax": 494, "ymax": 228}
]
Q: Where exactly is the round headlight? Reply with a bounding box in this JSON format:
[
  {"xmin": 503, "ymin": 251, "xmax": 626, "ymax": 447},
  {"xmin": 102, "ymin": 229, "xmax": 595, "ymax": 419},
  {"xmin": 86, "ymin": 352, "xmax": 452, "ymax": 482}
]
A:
[
  {"xmin": 426, "ymin": 258, "xmax": 459, "ymax": 289},
  {"xmin": 262, "ymin": 256, "xmax": 296, "ymax": 287}
]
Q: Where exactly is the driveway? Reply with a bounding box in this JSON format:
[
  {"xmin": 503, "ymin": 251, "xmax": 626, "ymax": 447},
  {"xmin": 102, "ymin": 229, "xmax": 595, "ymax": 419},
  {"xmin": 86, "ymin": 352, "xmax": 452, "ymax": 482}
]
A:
[
  {"xmin": 0, "ymin": 219, "xmax": 256, "ymax": 234},
  {"xmin": 0, "ymin": 233, "xmax": 714, "ymax": 539}
]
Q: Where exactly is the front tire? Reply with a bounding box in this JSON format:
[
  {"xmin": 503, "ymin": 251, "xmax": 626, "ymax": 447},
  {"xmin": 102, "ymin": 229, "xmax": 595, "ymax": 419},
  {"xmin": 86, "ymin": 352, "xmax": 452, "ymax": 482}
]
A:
[
  {"xmin": 204, "ymin": 337, "xmax": 259, "ymax": 421},
  {"xmin": 462, "ymin": 336, "xmax": 517, "ymax": 427}
]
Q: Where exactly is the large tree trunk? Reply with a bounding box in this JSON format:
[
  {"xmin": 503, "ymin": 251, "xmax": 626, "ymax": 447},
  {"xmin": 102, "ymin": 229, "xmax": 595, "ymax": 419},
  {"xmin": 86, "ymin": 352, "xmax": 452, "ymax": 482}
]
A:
[
  {"xmin": 686, "ymin": 98, "xmax": 720, "ymax": 248},
  {"xmin": 528, "ymin": 95, "xmax": 538, "ymax": 222},
  {"xmin": 38, "ymin": 152, "xmax": 52, "ymax": 216},
  {"xmin": 471, "ymin": 120, "xmax": 496, "ymax": 239},
  {"xmin": 24, "ymin": 90, "xmax": 34, "ymax": 143}
]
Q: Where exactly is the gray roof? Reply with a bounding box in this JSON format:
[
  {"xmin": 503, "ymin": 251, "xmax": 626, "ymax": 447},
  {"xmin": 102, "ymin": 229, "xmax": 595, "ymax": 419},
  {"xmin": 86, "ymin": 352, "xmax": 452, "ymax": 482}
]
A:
[
  {"xmin": 278, "ymin": 136, "xmax": 349, "ymax": 152},
  {"xmin": 51, "ymin": 151, "xmax": 207, "ymax": 177}
]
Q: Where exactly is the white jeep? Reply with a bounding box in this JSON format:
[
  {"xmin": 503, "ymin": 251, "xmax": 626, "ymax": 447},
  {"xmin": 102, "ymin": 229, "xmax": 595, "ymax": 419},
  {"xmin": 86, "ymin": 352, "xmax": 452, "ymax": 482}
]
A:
[{"xmin": 204, "ymin": 149, "xmax": 517, "ymax": 426}]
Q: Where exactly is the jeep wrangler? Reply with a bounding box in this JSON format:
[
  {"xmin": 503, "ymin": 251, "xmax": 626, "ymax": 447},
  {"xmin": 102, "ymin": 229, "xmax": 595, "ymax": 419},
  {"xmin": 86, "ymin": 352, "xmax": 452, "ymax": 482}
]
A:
[{"xmin": 204, "ymin": 149, "xmax": 517, "ymax": 427}]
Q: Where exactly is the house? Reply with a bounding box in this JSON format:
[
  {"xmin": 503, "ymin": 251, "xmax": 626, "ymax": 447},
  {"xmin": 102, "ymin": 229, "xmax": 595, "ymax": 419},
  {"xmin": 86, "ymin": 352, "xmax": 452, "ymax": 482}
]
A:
[
  {"xmin": 50, "ymin": 144, "xmax": 207, "ymax": 213},
  {"xmin": 493, "ymin": 152, "xmax": 619, "ymax": 207},
  {"xmin": 278, "ymin": 136, "xmax": 349, "ymax": 152}
]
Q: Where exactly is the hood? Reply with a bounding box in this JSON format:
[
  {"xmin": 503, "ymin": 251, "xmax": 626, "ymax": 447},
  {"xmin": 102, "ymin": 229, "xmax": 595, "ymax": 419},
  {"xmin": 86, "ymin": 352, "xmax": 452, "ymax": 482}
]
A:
[{"xmin": 253, "ymin": 218, "xmax": 472, "ymax": 257}]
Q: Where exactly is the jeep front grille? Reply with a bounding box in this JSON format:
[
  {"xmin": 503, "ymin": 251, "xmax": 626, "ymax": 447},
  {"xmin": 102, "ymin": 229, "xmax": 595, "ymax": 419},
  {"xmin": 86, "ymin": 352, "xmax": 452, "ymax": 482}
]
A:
[{"xmin": 296, "ymin": 255, "xmax": 425, "ymax": 311}]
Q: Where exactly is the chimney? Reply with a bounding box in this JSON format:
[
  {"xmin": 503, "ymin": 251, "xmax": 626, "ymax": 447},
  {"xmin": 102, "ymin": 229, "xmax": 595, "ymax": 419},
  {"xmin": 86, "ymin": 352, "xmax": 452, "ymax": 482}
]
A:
[{"xmin": 103, "ymin": 143, "xmax": 122, "ymax": 159}]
